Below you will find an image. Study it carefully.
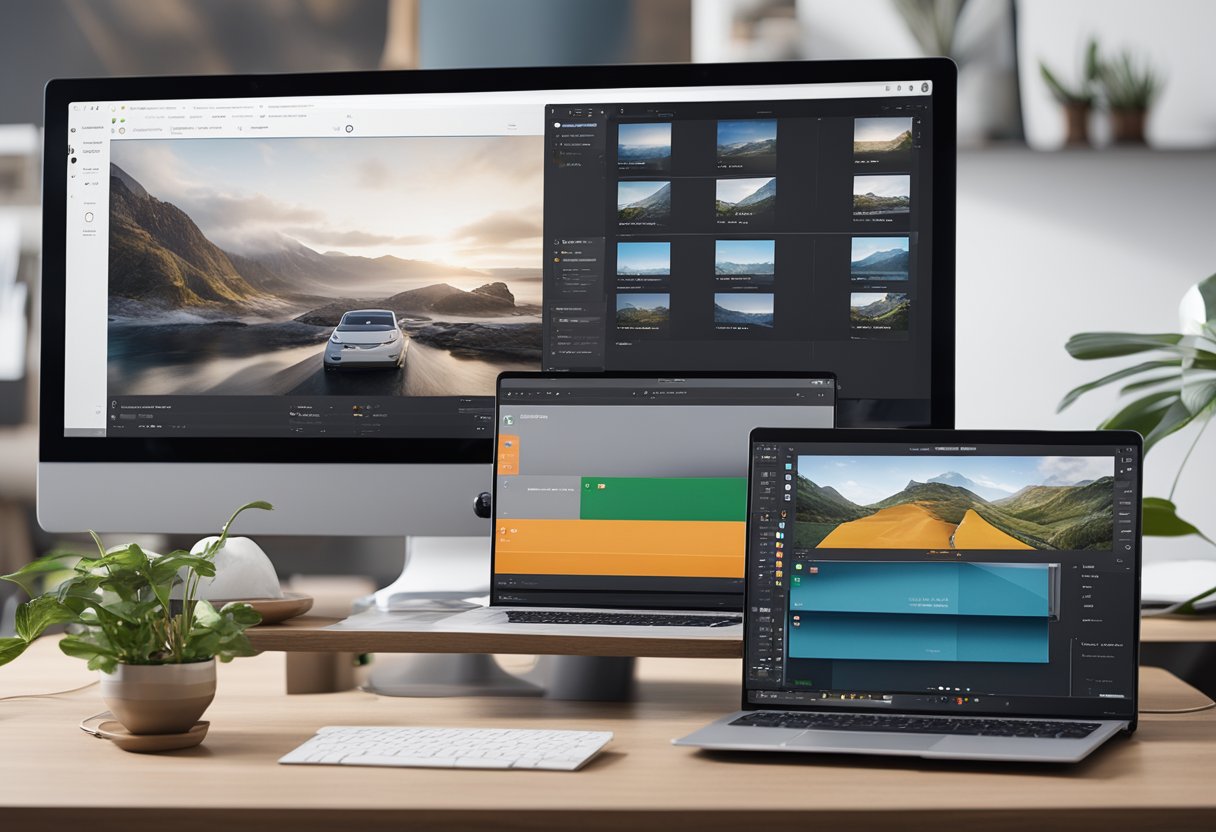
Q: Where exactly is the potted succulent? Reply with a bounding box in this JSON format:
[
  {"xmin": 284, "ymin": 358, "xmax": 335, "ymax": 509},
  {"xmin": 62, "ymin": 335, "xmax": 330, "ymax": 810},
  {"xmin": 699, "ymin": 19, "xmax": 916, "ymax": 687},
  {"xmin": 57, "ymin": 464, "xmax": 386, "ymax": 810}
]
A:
[
  {"xmin": 1040, "ymin": 38, "xmax": 1099, "ymax": 147},
  {"xmin": 1097, "ymin": 47, "xmax": 1163, "ymax": 145},
  {"xmin": 1059, "ymin": 274, "xmax": 1216, "ymax": 613},
  {"xmin": 0, "ymin": 501, "xmax": 271, "ymax": 734}
]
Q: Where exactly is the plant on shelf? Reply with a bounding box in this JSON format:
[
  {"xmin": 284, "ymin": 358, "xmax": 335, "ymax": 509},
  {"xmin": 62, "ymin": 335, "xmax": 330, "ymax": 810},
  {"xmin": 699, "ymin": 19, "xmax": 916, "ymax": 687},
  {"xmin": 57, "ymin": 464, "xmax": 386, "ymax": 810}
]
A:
[
  {"xmin": 0, "ymin": 501, "xmax": 271, "ymax": 734},
  {"xmin": 1059, "ymin": 274, "xmax": 1216, "ymax": 614},
  {"xmin": 1097, "ymin": 47, "xmax": 1164, "ymax": 145},
  {"xmin": 1039, "ymin": 38, "xmax": 1099, "ymax": 147}
]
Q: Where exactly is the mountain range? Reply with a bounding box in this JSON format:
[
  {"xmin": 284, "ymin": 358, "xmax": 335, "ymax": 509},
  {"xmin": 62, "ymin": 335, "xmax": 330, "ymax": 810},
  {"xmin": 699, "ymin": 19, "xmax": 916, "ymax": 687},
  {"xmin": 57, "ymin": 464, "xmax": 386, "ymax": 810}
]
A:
[
  {"xmin": 108, "ymin": 163, "xmax": 517, "ymax": 315},
  {"xmin": 618, "ymin": 183, "xmax": 672, "ymax": 222},
  {"xmin": 716, "ymin": 179, "xmax": 776, "ymax": 217},
  {"xmin": 719, "ymin": 138, "xmax": 777, "ymax": 159},
  {"xmin": 853, "ymin": 191, "xmax": 910, "ymax": 214},
  {"xmin": 715, "ymin": 260, "xmax": 775, "ymax": 275},
  {"xmin": 618, "ymin": 144, "xmax": 670, "ymax": 161},
  {"xmin": 714, "ymin": 303, "xmax": 773, "ymax": 327},
  {"xmin": 852, "ymin": 293, "xmax": 909, "ymax": 320},
  {"xmin": 793, "ymin": 474, "xmax": 1115, "ymax": 550},
  {"xmin": 928, "ymin": 471, "xmax": 1012, "ymax": 502},
  {"xmin": 617, "ymin": 301, "xmax": 669, "ymax": 327},
  {"xmin": 854, "ymin": 130, "xmax": 912, "ymax": 155},
  {"xmin": 851, "ymin": 247, "xmax": 909, "ymax": 277}
]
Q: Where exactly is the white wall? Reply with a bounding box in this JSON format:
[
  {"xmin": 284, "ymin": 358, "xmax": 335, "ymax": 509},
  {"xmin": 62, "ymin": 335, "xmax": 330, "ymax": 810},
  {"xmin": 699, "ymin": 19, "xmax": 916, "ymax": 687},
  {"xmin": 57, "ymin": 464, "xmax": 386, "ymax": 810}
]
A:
[
  {"xmin": 956, "ymin": 148, "xmax": 1216, "ymax": 561},
  {"xmin": 1019, "ymin": 0, "xmax": 1216, "ymax": 149}
]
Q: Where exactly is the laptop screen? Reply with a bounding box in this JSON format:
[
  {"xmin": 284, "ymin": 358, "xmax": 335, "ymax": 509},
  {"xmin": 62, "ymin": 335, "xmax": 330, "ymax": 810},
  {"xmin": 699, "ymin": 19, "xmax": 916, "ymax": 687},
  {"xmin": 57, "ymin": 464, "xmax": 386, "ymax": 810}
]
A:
[
  {"xmin": 492, "ymin": 374, "xmax": 835, "ymax": 610},
  {"xmin": 746, "ymin": 431, "xmax": 1141, "ymax": 719}
]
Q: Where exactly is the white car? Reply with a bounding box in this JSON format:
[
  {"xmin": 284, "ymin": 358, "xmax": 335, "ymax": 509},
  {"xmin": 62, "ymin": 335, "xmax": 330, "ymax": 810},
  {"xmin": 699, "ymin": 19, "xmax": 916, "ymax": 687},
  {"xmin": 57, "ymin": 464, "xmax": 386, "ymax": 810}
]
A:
[{"xmin": 323, "ymin": 309, "xmax": 408, "ymax": 370}]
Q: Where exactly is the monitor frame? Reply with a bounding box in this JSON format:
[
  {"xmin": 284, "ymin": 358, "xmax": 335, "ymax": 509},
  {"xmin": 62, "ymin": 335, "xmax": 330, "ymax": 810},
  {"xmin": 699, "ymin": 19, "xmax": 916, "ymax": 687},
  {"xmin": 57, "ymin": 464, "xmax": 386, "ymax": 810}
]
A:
[
  {"xmin": 41, "ymin": 58, "xmax": 956, "ymax": 467},
  {"xmin": 489, "ymin": 370, "xmax": 837, "ymax": 611}
]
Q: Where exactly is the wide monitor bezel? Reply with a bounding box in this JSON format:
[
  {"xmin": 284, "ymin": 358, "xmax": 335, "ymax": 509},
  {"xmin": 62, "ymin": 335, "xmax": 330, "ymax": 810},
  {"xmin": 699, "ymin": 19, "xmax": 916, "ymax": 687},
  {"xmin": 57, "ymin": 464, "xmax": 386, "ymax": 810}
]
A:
[
  {"xmin": 41, "ymin": 58, "xmax": 957, "ymax": 465},
  {"xmin": 743, "ymin": 427, "xmax": 1143, "ymax": 726},
  {"xmin": 490, "ymin": 370, "xmax": 837, "ymax": 610}
]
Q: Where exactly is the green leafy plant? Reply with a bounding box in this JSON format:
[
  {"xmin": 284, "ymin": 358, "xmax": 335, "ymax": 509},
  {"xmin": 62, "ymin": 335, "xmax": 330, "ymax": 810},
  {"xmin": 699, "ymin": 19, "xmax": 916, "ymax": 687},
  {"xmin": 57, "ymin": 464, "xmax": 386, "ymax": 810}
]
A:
[
  {"xmin": 1098, "ymin": 48, "xmax": 1163, "ymax": 110},
  {"xmin": 0, "ymin": 501, "xmax": 272, "ymax": 671},
  {"xmin": 1040, "ymin": 38, "xmax": 1100, "ymax": 105},
  {"xmin": 1060, "ymin": 274, "xmax": 1216, "ymax": 614}
]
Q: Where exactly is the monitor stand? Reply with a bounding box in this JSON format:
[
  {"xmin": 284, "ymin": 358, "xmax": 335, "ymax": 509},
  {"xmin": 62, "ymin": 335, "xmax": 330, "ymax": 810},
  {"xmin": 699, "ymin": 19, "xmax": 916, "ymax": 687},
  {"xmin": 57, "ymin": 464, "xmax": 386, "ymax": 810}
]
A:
[
  {"xmin": 362, "ymin": 536, "xmax": 637, "ymax": 700},
  {"xmin": 364, "ymin": 536, "xmax": 542, "ymax": 697}
]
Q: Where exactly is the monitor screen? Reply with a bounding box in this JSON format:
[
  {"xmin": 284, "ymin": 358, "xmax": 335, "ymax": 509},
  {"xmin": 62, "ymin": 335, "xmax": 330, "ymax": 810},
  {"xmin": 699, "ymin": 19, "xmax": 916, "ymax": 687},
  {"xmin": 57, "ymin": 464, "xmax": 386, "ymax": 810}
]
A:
[
  {"xmin": 492, "ymin": 374, "xmax": 835, "ymax": 610},
  {"xmin": 745, "ymin": 432, "xmax": 1141, "ymax": 719},
  {"xmin": 49, "ymin": 62, "xmax": 951, "ymax": 458}
]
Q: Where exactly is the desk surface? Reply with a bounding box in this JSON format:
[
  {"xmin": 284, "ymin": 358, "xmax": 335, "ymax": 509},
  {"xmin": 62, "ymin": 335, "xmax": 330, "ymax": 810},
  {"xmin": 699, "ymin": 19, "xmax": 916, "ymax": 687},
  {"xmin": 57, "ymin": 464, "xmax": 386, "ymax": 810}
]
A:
[
  {"xmin": 2, "ymin": 638, "xmax": 1215, "ymax": 832},
  {"xmin": 245, "ymin": 612, "xmax": 1216, "ymax": 658}
]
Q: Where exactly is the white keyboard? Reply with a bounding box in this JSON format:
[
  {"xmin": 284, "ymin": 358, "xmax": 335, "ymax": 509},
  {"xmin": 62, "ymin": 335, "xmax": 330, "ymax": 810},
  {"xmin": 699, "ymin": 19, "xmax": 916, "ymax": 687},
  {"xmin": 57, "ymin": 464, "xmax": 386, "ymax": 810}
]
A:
[{"xmin": 279, "ymin": 726, "xmax": 613, "ymax": 771}]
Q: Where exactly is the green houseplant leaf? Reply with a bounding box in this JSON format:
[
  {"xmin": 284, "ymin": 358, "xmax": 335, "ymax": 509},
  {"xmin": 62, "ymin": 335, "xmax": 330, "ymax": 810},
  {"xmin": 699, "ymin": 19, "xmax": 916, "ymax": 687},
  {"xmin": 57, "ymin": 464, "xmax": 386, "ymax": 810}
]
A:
[{"xmin": 0, "ymin": 501, "xmax": 273, "ymax": 668}]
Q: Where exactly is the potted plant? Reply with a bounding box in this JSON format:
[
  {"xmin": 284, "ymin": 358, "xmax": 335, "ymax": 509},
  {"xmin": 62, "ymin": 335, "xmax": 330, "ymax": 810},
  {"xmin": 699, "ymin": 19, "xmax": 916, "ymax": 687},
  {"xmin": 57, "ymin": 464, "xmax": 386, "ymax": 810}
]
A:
[
  {"xmin": 1039, "ymin": 38, "xmax": 1099, "ymax": 147},
  {"xmin": 1097, "ymin": 47, "xmax": 1163, "ymax": 145},
  {"xmin": 0, "ymin": 501, "xmax": 271, "ymax": 734},
  {"xmin": 1059, "ymin": 274, "xmax": 1216, "ymax": 613}
]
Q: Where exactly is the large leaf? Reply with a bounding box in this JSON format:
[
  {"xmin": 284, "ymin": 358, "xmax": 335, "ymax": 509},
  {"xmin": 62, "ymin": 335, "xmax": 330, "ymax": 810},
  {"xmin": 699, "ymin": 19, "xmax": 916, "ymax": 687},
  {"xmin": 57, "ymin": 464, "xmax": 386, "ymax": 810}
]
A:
[
  {"xmin": 0, "ymin": 637, "xmax": 30, "ymax": 666},
  {"xmin": 1181, "ymin": 377, "xmax": 1216, "ymax": 416},
  {"xmin": 1058, "ymin": 359, "xmax": 1179, "ymax": 412},
  {"xmin": 1066, "ymin": 332, "xmax": 1183, "ymax": 359},
  {"xmin": 1142, "ymin": 497, "xmax": 1215, "ymax": 545},
  {"xmin": 14, "ymin": 596, "xmax": 79, "ymax": 642},
  {"xmin": 1143, "ymin": 399, "xmax": 1200, "ymax": 452},
  {"xmin": 1194, "ymin": 273, "xmax": 1216, "ymax": 326},
  {"xmin": 1100, "ymin": 389, "xmax": 1179, "ymax": 436},
  {"xmin": 1, "ymin": 552, "xmax": 80, "ymax": 596}
]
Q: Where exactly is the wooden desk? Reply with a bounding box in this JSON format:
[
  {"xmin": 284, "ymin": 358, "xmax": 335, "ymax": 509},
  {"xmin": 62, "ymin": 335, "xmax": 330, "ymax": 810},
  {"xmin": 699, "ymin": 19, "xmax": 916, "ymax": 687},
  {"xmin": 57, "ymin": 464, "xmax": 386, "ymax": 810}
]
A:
[
  {"xmin": 245, "ymin": 613, "xmax": 1216, "ymax": 658},
  {"xmin": 2, "ymin": 638, "xmax": 1214, "ymax": 832}
]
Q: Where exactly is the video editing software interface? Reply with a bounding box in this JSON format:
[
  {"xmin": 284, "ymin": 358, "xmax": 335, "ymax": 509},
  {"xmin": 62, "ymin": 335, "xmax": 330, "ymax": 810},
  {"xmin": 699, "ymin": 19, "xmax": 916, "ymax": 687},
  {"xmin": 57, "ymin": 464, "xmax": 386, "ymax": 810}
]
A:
[
  {"xmin": 746, "ymin": 439, "xmax": 1139, "ymax": 718},
  {"xmin": 60, "ymin": 78, "xmax": 931, "ymax": 440},
  {"xmin": 492, "ymin": 376, "xmax": 834, "ymax": 610},
  {"xmin": 544, "ymin": 87, "xmax": 933, "ymax": 428}
]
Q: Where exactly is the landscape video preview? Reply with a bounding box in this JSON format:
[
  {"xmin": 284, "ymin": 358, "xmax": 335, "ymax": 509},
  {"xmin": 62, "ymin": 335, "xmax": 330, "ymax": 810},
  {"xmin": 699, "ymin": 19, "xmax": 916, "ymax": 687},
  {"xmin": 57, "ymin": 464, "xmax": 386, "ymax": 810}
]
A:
[
  {"xmin": 853, "ymin": 116, "xmax": 913, "ymax": 162},
  {"xmin": 106, "ymin": 136, "xmax": 545, "ymax": 399},
  {"xmin": 617, "ymin": 122, "xmax": 672, "ymax": 172},
  {"xmin": 850, "ymin": 236, "xmax": 909, "ymax": 281},
  {"xmin": 714, "ymin": 292, "xmax": 774, "ymax": 328},
  {"xmin": 716, "ymin": 119, "xmax": 777, "ymax": 171},
  {"xmin": 853, "ymin": 174, "xmax": 910, "ymax": 217},
  {"xmin": 616, "ymin": 292, "xmax": 670, "ymax": 330},
  {"xmin": 716, "ymin": 177, "xmax": 776, "ymax": 225},
  {"xmin": 617, "ymin": 180, "xmax": 672, "ymax": 226},
  {"xmin": 794, "ymin": 455, "xmax": 1116, "ymax": 551},
  {"xmin": 850, "ymin": 292, "xmax": 910, "ymax": 332}
]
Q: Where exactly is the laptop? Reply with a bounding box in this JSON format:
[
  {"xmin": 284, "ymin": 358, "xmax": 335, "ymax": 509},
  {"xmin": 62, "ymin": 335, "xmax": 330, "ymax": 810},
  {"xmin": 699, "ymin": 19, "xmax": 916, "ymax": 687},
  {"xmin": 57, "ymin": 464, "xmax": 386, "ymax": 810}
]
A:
[
  {"xmin": 443, "ymin": 372, "xmax": 835, "ymax": 636},
  {"xmin": 676, "ymin": 428, "xmax": 1143, "ymax": 762}
]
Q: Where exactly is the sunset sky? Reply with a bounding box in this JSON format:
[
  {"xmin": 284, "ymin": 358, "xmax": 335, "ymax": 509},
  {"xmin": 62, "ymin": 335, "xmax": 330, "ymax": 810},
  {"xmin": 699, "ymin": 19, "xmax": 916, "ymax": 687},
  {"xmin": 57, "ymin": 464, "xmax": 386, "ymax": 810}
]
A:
[{"xmin": 110, "ymin": 136, "xmax": 545, "ymax": 269}]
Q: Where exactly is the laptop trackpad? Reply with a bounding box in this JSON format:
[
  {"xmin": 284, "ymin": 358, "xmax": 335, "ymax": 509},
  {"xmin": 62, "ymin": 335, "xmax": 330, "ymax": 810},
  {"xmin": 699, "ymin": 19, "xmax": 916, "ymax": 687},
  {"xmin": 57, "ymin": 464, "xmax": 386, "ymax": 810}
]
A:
[{"xmin": 785, "ymin": 730, "xmax": 941, "ymax": 753}]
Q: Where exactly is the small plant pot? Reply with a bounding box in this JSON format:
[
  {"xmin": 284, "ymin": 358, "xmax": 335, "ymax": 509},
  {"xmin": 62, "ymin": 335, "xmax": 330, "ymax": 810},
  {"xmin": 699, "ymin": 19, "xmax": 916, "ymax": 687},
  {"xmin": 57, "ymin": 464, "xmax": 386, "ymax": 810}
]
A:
[
  {"xmin": 99, "ymin": 659, "xmax": 216, "ymax": 735},
  {"xmin": 1062, "ymin": 101, "xmax": 1091, "ymax": 147},
  {"xmin": 1110, "ymin": 108, "xmax": 1148, "ymax": 145}
]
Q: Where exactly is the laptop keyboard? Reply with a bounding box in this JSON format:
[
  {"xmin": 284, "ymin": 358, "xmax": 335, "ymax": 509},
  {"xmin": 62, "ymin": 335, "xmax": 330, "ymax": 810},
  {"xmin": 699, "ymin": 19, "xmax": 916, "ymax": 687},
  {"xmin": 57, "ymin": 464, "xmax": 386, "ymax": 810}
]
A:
[
  {"xmin": 730, "ymin": 711, "xmax": 1102, "ymax": 739},
  {"xmin": 504, "ymin": 610, "xmax": 742, "ymax": 627}
]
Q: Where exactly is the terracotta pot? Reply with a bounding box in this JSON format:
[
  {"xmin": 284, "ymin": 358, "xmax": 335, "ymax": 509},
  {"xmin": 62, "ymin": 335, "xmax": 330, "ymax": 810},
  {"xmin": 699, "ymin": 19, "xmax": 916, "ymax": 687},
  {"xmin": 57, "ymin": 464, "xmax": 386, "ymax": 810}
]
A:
[
  {"xmin": 1062, "ymin": 101, "xmax": 1091, "ymax": 147},
  {"xmin": 1110, "ymin": 108, "xmax": 1148, "ymax": 145},
  {"xmin": 99, "ymin": 659, "xmax": 216, "ymax": 735}
]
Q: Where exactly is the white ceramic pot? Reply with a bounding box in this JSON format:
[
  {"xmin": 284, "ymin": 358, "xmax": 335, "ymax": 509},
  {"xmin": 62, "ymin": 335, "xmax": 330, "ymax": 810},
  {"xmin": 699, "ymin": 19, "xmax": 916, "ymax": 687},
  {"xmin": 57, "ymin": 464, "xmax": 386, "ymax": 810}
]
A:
[{"xmin": 99, "ymin": 659, "xmax": 216, "ymax": 735}]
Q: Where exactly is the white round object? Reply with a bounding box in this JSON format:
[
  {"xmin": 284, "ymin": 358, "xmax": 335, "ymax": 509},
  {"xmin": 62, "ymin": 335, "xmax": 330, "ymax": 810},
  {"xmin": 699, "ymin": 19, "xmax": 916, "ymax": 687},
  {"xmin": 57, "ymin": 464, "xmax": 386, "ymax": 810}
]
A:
[{"xmin": 189, "ymin": 536, "xmax": 284, "ymax": 600}]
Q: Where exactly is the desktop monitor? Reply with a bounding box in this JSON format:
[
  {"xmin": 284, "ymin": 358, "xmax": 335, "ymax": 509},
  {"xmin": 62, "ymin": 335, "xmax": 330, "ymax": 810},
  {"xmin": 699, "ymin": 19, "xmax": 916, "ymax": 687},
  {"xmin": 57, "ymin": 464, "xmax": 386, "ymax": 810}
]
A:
[{"xmin": 38, "ymin": 59, "xmax": 955, "ymax": 537}]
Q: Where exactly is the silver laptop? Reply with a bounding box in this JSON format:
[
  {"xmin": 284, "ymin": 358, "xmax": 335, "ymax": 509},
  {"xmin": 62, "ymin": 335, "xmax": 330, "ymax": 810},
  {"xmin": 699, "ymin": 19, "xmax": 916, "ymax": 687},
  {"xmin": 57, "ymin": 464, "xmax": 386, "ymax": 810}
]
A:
[
  {"xmin": 443, "ymin": 372, "xmax": 835, "ymax": 637},
  {"xmin": 676, "ymin": 427, "xmax": 1143, "ymax": 763}
]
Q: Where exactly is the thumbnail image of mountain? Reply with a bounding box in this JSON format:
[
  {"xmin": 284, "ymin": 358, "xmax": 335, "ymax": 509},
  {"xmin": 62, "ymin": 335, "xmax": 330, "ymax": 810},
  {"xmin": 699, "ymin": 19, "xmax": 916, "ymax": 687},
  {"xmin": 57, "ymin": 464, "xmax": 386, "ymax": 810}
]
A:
[
  {"xmin": 853, "ymin": 174, "xmax": 911, "ymax": 217},
  {"xmin": 794, "ymin": 455, "xmax": 1115, "ymax": 550},
  {"xmin": 617, "ymin": 122, "xmax": 672, "ymax": 172},
  {"xmin": 851, "ymin": 292, "xmax": 910, "ymax": 332},
  {"xmin": 617, "ymin": 242, "xmax": 671, "ymax": 276},
  {"xmin": 618, "ymin": 181, "xmax": 672, "ymax": 225},
  {"xmin": 714, "ymin": 292, "xmax": 774, "ymax": 328},
  {"xmin": 854, "ymin": 117, "xmax": 913, "ymax": 161},
  {"xmin": 850, "ymin": 236, "xmax": 909, "ymax": 280},
  {"xmin": 717, "ymin": 119, "xmax": 777, "ymax": 171},
  {"xmin": 616, "ymin": 293, "xmax": 670, "ymax": 330},
  {"xmin": 105, "ymin": 136, "xmax": 544, "ymax": 399},
  {"xmin": 716, "ymin": 178, "xmax": 776, "ymax": 226},
  {"xmin": 715, "ymin": 239, "xmax": 775, "ymax": 275}
]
